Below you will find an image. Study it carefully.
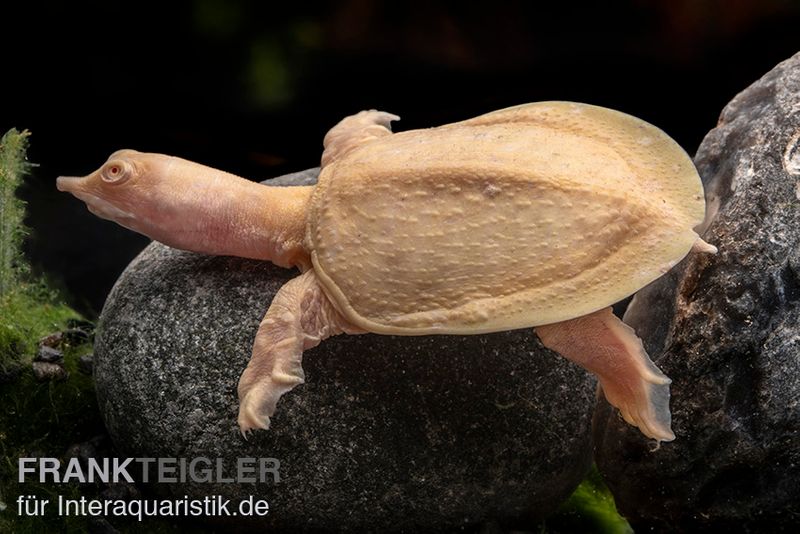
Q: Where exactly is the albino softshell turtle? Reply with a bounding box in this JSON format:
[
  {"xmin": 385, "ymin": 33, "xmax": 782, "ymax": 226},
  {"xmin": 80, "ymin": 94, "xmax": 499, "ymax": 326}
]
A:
[{"xmin": 57, "ymin": 102, "xmax": 716, "ymax": 443}]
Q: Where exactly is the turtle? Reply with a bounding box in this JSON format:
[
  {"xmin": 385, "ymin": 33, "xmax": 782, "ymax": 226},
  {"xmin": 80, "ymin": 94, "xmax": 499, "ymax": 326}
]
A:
[{"xmin": 57, "ymin": 101, "xmax": 716, "ymax": 443}]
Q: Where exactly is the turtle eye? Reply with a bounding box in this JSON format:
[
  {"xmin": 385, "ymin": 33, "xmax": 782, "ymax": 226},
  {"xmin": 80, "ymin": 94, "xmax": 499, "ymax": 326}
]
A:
[{"xmin": 101, "ymin": 160, "xmax": 130, "ymax": 183}]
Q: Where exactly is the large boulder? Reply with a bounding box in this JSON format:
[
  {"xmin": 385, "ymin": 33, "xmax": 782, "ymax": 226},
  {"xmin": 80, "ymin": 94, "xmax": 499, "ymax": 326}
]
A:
[
  {"xmin": 94, "ymin": 169, "xmax": 596, "ymax": 532},
  {"xmin": 594, "ymin": 53, "xmax": 800, "ymax": 530}
]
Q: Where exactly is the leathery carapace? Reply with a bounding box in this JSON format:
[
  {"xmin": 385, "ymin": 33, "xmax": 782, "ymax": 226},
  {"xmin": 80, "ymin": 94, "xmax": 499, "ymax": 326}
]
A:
[{"xmin": 58, "ymin": 102, "xmax": 716, "ymax": 442}]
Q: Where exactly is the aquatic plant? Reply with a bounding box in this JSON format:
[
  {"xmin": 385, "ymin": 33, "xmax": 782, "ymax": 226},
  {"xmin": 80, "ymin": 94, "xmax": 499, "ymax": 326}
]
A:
[
  {"xmin": 1, "ymin": 129, "xmax": 73, "ymax": 365},
  {"xmin": 0, "ymin": 128, "xmax": 32, "ymax": 297}
]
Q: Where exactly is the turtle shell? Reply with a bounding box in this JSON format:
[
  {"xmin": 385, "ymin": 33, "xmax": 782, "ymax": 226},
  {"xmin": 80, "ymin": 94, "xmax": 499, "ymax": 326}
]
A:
[{"xmin": 306, "ymin": 102, "xmax": 706, "ymax": 335}]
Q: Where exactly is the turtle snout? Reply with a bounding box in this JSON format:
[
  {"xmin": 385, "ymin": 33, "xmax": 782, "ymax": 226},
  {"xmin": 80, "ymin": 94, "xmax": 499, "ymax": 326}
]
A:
[{"xmin": 56, "ymin": 175, "xmax": 86, "ymax": 194}]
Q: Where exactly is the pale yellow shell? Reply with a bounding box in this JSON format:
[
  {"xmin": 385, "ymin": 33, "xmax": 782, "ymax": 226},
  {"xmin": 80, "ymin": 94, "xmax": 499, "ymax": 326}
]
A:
[{"xmin": 306, "ymin": 102, "xmax": 706, "ymax": 335}]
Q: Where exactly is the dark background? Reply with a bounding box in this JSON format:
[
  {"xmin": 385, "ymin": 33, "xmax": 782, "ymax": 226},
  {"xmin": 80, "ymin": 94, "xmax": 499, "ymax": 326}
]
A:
[{"xmin": 4, "ymin": 0, "xmax": 800, "ymax": 316}]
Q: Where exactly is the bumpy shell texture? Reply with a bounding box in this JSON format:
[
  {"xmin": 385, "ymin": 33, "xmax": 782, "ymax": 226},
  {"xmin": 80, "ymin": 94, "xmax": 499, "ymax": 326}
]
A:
[{"xmin": 307, "ymin": 102, "xmax": 705, "ymax": 335}]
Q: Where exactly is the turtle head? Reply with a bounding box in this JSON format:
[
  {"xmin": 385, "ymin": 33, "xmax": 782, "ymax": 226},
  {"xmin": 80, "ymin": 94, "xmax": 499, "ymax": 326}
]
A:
[
  {"xmin": 57, "ymin": 149, "xmax": 211, "ymax": 249},
  {"xmin": 57, "ymin": 149, "xmax": 187, "ymax": 241},
  {"xmin": 57, "ymin": 149, "xmax": 146, "ymax": 228},
  {"xmin": 58, "ymin": 150, "xmax": 312, "ymax": 265}
]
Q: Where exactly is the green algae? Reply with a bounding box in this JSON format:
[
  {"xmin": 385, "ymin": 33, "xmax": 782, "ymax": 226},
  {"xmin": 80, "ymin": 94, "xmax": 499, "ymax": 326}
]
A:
[
  {"xmin": 544, "ymin": 465, "xmax": 633, "ymax": 533},
  {"xmin": 0, "ymin": 129, "xmax": 32, "ymax": 298},
  {"xmin": 0, "ymin": 314, "xmax": 100, "ymax": 533},
  {"xmin": 0, "ymin": 265, "xmax": 103, "ymax": 532},
  {"xmin": 0, "ymin": 286, "xmax": 78, "ymax": 369}
]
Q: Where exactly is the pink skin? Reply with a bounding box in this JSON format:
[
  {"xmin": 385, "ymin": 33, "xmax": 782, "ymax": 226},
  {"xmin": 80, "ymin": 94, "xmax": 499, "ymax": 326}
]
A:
[
  {"xmin": 58, "ymin": 113, "xmax": 702, "ymax": 443},
  {"xmin": 56, "ymin": 150, "xmax": 312, "ymax": 269},
  {"xmin": 58, "ymin": 149, "xmax": 339, "ymax": 437},
  {"xmin": 536, "ymin": 308, "xmax": 674, "ymax": 442}
]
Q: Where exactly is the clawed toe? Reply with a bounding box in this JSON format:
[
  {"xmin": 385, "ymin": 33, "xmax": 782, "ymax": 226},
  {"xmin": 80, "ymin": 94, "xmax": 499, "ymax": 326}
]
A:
[
  {"xmin": 236, "ymin": 271, "xmax": 359, "ymax": 439},
  {"xmin": 536, "ymin": 308, "xmax": 678, "ymax": 443},
  {"xmin": 236, "ymin": 371, "xmax": 305, "ymax": 438},
  {"xmin": 603, "ymin": 377, "xmax": 675, "ymax": 443},
  {"xmin": 237, "ymin": 389, "xmax": 273, "ymax": 438}
]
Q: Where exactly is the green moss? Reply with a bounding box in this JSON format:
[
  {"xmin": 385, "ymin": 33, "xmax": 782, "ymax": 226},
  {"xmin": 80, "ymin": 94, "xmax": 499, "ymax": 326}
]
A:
[
  {"xmin": 0, "ymin": 289, "xmax": 97, "ymax": 531},
  {"xmin": 0, "ymin": 287, "xmax": 78, "ymax": 367},
  {"xmin": 0, "ymin": 129, "xmax": 32, "ymax": 298},
  {"xmin": 0, "ymin": 289, "xmax": 188, "ymax": 534},
  {"xmin": 544, "ymin": 465, "xmax": 633, "ymax": 533}
]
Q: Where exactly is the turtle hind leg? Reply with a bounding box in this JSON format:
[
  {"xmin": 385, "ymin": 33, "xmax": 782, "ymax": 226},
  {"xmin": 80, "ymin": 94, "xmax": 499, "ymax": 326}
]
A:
[
  {"xmin": 535, "ymin": 307, "xmax": 675, "ymax": 443},
  {"xmin": 237, "ymin": 270, "xmax": 364, "ymax": 436}
]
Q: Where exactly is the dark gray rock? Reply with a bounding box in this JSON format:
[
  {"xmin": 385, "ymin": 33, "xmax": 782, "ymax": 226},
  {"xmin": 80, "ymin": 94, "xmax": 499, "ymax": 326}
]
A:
[
  {"xmin": 94, "ymin": 171, "xmax": 596, "ymax": 532},
  {"xmin": 594, "ymin": 53, "xmax": 800, "ymax": 530},
  {"xmin": 63, "ymin": 328, "xmax": 92, "ymax": 345},
  {"xmin": 32, "ymin": 361, "xmax": 68, "ymax": 381},
  {"xmin": 78, "ymin": 353, "xmax": 94, "ymax": 375},
  {"xmin": 35, "ymin": 345, "xmax": 63, "ymax": 363},
  {"xmin": 39, "ymin": 331, "xmax": 63, "ymax": 348},
  {"xmin": 264, "ymin": 167, "xmax": 320, "ymax": 186},
  {"xmin": 64, "ymin": 319, "xmax": 95, "ymax": 345}
]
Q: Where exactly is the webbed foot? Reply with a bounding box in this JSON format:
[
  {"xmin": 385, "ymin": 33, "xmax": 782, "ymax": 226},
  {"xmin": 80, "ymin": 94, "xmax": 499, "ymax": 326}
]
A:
[
  {"xmin": 236, "ymin": 270, "xmax": 363, "ymax": 436},
  {"xmin": 535, "ymin": 307, "xmax": 675, "ymax": 443},
  {"xmin": 238, "ymin": 363, "xmax": 305, "ymax": 435}
]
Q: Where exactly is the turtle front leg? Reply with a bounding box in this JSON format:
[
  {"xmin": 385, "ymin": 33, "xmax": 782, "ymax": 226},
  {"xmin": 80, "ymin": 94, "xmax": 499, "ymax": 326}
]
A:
[
  {"xmin": 535, "ymin": 307, "xmax": 675, "ymax": 443},
  {"xmin": 237, "ymin": 270, "xmax": 364, "ymax": 436},
  {"xmin": 321, "ymin": 109, "xmax": 400, "ymax": 167}
]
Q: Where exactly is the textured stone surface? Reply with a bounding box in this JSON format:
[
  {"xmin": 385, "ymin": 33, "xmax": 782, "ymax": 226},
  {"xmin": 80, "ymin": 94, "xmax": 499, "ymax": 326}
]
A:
[
  {"xmin": 594, "ymin": 53, "xmax": 800, "ymax": 530},
  {"xmin": 78, "ymin": 353, "xmax": 94, "ymax": 375},
  {"xmin": 35, "ymin": 345, "xmax": 63, "ymax": 363},
  {"xmin": 95, "ymin": 171, "xmax": 596, "ymax": 532},
  {"xmin": 32, "ymin": 361, "xmax": 68, "ymax": 381}
]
